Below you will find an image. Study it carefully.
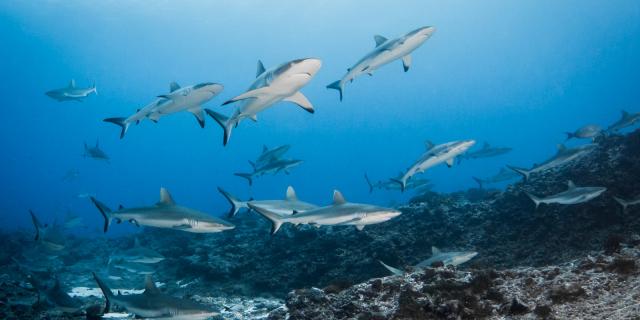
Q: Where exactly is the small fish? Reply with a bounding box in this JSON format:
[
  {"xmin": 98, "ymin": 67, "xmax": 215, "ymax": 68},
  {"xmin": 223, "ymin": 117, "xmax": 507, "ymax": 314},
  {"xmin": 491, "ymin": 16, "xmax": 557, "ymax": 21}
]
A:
[{"xmin": 565, "ymin": 124, "xmax": 602, "ymax": 141}]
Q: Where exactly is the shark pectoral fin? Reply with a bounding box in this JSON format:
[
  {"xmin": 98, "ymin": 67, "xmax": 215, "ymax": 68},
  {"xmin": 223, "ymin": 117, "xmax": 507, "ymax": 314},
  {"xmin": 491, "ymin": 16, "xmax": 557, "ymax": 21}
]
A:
[
  {"xmin": 284, "ymin": 91, "xmax": 314, "ymax": 114},
  {"xmin": 187, "ymin": 106, "xmax": 206, "ymax": 128},
  {"xmin": 402, "ymin": 55, "xmax": 412, "ymax": 72},
  {"xmin": 446, "ymin": 158, "xmax": 454, "ymax": 168},
  {"xmin": 355, "ymin": 225, "xmax": 365, "ymax": 231},
  {"xmin": 222, "ymin": 87, "xmax": 269, "ymax": 105},
  {"xmin": 172, "ymin": 224, "xmax": 192, "ymax": 230}
]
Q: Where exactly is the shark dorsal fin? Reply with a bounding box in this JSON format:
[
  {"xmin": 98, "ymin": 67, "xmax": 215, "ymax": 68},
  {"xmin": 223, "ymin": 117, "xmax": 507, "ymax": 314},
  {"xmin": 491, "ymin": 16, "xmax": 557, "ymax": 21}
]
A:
[
  {"xmin": 483, "ymin": 142, "xmax": 490, "ymax": 149},
  {"xmin": 134, "ymin": 238, "xmax": 140, "ymax": 247},
  {"xmin": 169, "ymin": 82, "xmax": 180, "ymax": 92},
  {"xmin": 68, "ymin": 79, "xmax": 75, "ymax": 88},
  {"xmin": 144, "ymin": 275, "xmax": 160, "ymax": 294},
  {"xmin": 432, "ymin": 246, "xmax": 441, "ymax": 255},
  {"xmin": 374, "ymin": 35, "xmax": 388, "ymax": 46},
  {"xmin": 292, "ymin": 210, "xmax": 299, "ymax": 215},
  {"xmin": 333, "ymin": 190, "xmax": 346, "ymax": 205},
  {"xmin": 425, "ymin": 140, "xmax": 435, "ymax": 150},
  {"xmin": 556, "ymin": 144, "xmax": 567, "ymax": 153},
  {"xmin": 256, "ymin": 60, "xmax": 266, "ymax": 78},
  {"xmin": 286, "ymin": 186, "xmax": 298, "ymax": 201},
  {"xmin": 262, "ymin": 145, "xmax": 268, "ymax": 153},
  {"xmin": 158, "ymin": 188, "xmax": 176, "ymax": 206},
  {"xmin": 567, "ymin": 180, "xmax": 576, "ymax": 189},
  {"xmin": 118, "ymin": 205, "xmax": 125, "ymax": 210},
  {"xmin": 621, "ymin": 110, "xmax": 630, "ymax": 118}
]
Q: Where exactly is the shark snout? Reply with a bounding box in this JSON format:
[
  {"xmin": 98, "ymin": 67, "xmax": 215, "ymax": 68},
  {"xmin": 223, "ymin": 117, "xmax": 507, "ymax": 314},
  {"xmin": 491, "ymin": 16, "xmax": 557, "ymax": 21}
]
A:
[
  {"xmin": 295, "ymin": 58, "xmax": 322, "ymax": 77},
  {"xmin": 418, "ymin": 26, "xmax": 436, "ymax": 37}
]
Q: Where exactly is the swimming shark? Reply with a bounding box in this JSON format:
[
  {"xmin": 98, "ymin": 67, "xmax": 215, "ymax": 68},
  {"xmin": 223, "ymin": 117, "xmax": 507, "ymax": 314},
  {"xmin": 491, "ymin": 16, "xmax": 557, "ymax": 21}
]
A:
[
  {"xmin": 364, "ymin": 173, "xmax": 431, "ymax": 193},
  {"xmin": 90, "ymin": 188, "xmax": 235, "ymax": 233},
  {"xmin": 472, "ymin": 167, "xmax": 520, "ymax": 189},
  {"xmin": 105, "ymin": 82, "xmax": 223, "ymax": 138},
  {"xmin": 606, "ymin": 110, "xmax": 640, "ymax": 133},
  {"xmin": 255, "ymin": 144, "xmax": 291, "ymax": 168},
  {"xmin": 379, "ymin": 247, "xmax": 478, "ymax": 276},
  {"xmin": 206, "ymin": 58, "xmax": 321, "ymax": 145},
  {"xmin": 93, "ymin": 273, "xmax": 218, "ymax": 319},
  {"xmin": 218, "ymin": 186, "xmax": 318, "ymax": 217},
  {"xmin": 235, "ymin": 159, "xmax": 303, "ymax": 186},
  {"xmin": 109, "ymin": 260, "xmax": 156, "ymax": 275},
  {"xmin": 507, "ymin": 144, "xmax": 597, "ymax": 182},
  {"xmin": 45, "ymin": 79, "xmax": 97, "ymax": 102},
  {"xmin": 327, "ymin": 26, "xmax": 436, "ymax": 101},
  {"xmin": 525, "ymin": 181, "xmax": 607, "ymax": 209},
  {"xmin": 459, "ymin": 142, "xmax": 512, "ymax": 162},
  {"xmin": 62, "ymin": 211, "xmax": 84, "ymax": 229},
  {"xmin": 109, "ymin": 238, "xmax": 165, "ymax": 264},
  {"xmin": 249, "ymin": 190, "xmax": 401, "ymax": 234},
  {"xmin": 565, "ymin": 124, "xmax": 602, "ymax": 141},
  {"xmin": 30, "ymin": 210, "xmax": 66, "ymax": 251},
  {"xmin": 83, "ymin": 140, "xmax": 109, "ymax": 162},
  {"xmin": 393, "ymin": 140, "xmax": 476, "ymax": 192},
  {"xmin": 613, "ymin": 195, "xmax": 640, "ymax": 212},
  {"xmin": 61, "ymin": 169, "xmax": 80, "ymax": 182},
  {"xmin": 26, "ymin": 272, "xmax": 83, "ymax": 313}
]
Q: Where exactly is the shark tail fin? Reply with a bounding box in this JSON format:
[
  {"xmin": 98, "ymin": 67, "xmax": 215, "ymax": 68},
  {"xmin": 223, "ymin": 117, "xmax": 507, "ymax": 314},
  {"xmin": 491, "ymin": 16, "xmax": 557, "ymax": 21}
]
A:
[
  {"xmin": 234, "ymin": 173, "xmax": 253, "ymax": 186},
  {"xmin": 524, "ymin": 191, "xmax": 542, "ymax": 209},
  {"xmin": 92, "ymin": 272, "xmax": 113, "ymax": 313},
  {"xmin": 104, "ymin": 118, "xmax": 130, "ymax": 139},
  {"xmin": 613, "ymin": 196, "xmax": 629, "ymax": 212},
  {"xmin": 472, "ymin": 177, "xmax": 483, "ymax": 189},
  {"xmin": 326, "ymin": 80, "xmax": 343, "ymax": 101},
  {"xmin": 390, "ymin": 178, "xmax": 406, "ymax": 192},
  {"xmin": 247, "ymin": 203, "xmax": 285, "ymax": 235},
  {"xmin": 205, "ymin": 109, "xmax": 233, "ymax": 146},
  {"xmin": 564, "ymin": 132, "xmax": 574, "ymax": 141},
  {"xmin": 90, "ymin": 197, "xmax": 113, "ymax": 233},
  {"xmin": 217, "ymin": 187, "xmax": 247, "ymax": 217},
  {"xmin": 378, "ymin": 260, "xmax": 404, "ymax": 276},
  {"xmin": 92, "ymin": 81, "xmax": 98, "ymax": 95},
  {"xmin": 364, "ymin": 173, "xmax": 374, "ymax": 194},
  {"xmin": 506, "ymin": 165, "xmax": 530, "ymax": 182},
  {"xmin": 29, "ymin": 210, "xmax": 41, "ymax": 241}
]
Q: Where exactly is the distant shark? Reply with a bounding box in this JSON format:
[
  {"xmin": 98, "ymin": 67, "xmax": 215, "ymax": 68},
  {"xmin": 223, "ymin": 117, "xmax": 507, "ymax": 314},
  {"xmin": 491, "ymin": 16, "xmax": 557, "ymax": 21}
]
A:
[
  {"xmin": 26, "ymin": 271, "xmax": 83, "ymax": 313},
  {"xmin": 379, "ymin": 247, "xmax": 478, "ymax": 276},
  {"xmin": 472, "ymin": 167, "xmax": 520, "ymax": 189},
  {"xmin": 109, "ymin": 238, "xmax": 165, "ymax": 264},
  {"xmin": 606, "ymin": 110, "xmax": 640, "ymax": 133},
  {"xmin": 218, "ymin": 186, "xmax": 318, "ymax": 217},
  {"xmin": 249, "ymin": 190, "xmax": 401, "ymax": 234},
  {"xmin": 90, "ymin": 188, "xmax": 235, "ymax": 233},
  {"xmin": 30, "ymin": 210, "xmax": 66, "ymax": 251},
  {"xmin": 104, "ymin": 82, "xmax": 223, "ymax": 138},
  {"xmin": 393, "ymin": 140, "xmax": 475, "ymax": 191},
  {"xmin": 83, "ymin": 140, "xmax": 109, "ymax": 162},
  {"xmin": 206, "ymin": 58, "xmax": 321, "ymax": 145},
  {"xmin": 327, "ymin": 26, "xmax": 435, "ymax": 101},
  {"xmin": 93, "ymin": 273, "xmax": 218, "ymax": 319},
  {"xmin": 565, "ymin": 124, "xmax": 602, "ymax": 141},
  {"xmin": 525, "ymin": 180, "xmax": 606, "ymax": 209},
  {"xmin": 255, "ymin": 144, "xmax": 291, "ymax": 168},
  {"xmin": 507, "ymin": 144, "xmax": 596, "ymax": 182},
  {"xmin": 45, "ymin": 79, "xmax": 97, "ymax": 102},
  {"xmin": 235, "ymin": 158, "xmax": 303, "ymax": 186},
  {"xmin": 459, "ymin": 142, "xmax": 512, "ymax": 162},
  {"xmin": 365, "ymin": 173, "xmax": 431, "ymax": 193}
]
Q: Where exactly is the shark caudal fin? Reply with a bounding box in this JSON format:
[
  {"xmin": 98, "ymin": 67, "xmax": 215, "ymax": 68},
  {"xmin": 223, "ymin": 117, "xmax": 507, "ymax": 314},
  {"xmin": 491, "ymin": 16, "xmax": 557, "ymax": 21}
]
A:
[
  {"xmin": 564, "ymin": 132, "xmax": 575, "ymax": 141},
  {"xmin": 613, "ymin": 197, "xmax": 629, "ymax": 212},
  {"xmin": 506, "ymin": 165, "xmax": 531, "ymax": 182},
  {"xmin": 217, "ymin": 187, "xmax": 248, "ymax": 217},
  {"xmin": 524, "ymin": 192, "xmax": 542, "ymax": 209},
  {"xmin": 247, "ymin": 203, "xmax": 285, "ymax": 235},
  {"xmin": 103, "ymin": 118, "xmax": 130, "ymax": 139},
  {"xmin": 390, "ymin": 178, "xmax": 406, "ymax": 192},
  {"xmin": 326, "ymin": 80, "xmax": 343, "ymax": 101},
  {"xmin": 378, "ymin": 260, "xmax": 405, "ymax": 276},
  {"xmin": 472, "ymin": 177, "xmax": 484, "ymax": 189},
  {"xmin": 92, "ymin": 272, "xmax": 113, "ymax": 313},
  {"xmin": 90, "ymin": 197, "xmax": 113, "ymax": 232},
  {"xmin": 234, "ymin": 173, "xmax": 253, "ymax": 186},
  {"xmin": 205, "ymin": 109, "xmax": 233, "ymax": 146},
  {"xmin": 364, "ymin": 173, "xmax": 374, "ymax": 194},
  {"xmin": 29, "ymin": 210, "xmax": 42, "ymax": 241}
]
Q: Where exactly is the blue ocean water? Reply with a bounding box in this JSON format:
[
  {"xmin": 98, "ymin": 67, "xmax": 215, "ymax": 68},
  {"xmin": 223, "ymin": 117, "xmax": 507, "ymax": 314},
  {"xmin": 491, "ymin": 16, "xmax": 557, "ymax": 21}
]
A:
[{"xmin": 1, "ymin": 0, "xmax": 639, "ymax": 235}]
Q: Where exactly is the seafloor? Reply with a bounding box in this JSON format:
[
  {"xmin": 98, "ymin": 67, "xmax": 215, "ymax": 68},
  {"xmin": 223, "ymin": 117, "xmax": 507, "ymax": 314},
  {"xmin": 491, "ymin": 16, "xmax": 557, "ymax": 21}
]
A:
[{"xmin": 1, "ymin": 129, "xmax": 639, "ymax": 319}]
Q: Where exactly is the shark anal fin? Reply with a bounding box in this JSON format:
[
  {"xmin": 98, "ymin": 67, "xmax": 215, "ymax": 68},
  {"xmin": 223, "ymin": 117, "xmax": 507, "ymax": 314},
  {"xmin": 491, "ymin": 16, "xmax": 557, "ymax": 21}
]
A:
[
  {"xmin": 356, "ymin": 225, "xmax": 365, "ymax": 231},
  {"xmin": 129, "ymin": 219, "xmax": 139, "ymax": 227},
  {"xmin": 446, "ymin": 158, "xmax": 454, "ymax": 167},
  {"xmin": 284, "ymin": 91, "xmax": 314, "ymax": 114}
]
